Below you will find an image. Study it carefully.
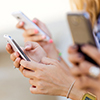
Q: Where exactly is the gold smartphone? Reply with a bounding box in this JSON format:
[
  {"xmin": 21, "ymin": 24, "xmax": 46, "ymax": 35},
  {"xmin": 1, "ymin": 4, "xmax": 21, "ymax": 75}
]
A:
[
  {"xmin": 67, "ymin": 12, "xmax": 96, "ymax": 46},
  {"xmin": 67, "ymin": 12, "xmax": 98, "ymax": 66}
]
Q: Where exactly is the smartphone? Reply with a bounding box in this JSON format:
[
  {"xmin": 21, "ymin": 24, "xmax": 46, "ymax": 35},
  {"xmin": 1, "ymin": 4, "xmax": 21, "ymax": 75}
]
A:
[
  {"xmin": 4, "ymin": 35, "xmax": 30, "ymax": 61},
  {"xmin": 67, "ymin": 12, "xmax": 99, "ymax": 66},
  {"xmin": 12, "ymin": 11, "xmax": 50, "ymax": 41}
]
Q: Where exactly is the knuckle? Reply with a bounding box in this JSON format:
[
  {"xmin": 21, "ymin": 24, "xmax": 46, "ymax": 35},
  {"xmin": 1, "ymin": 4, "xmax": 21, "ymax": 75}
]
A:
[
  {"xmin": 10, "ymin": 54, "xmax": 15, "ymax": 61},
  {"xmin": 38, "ymin": 82, "xmax": 43, "ymax": 89},
  {"xmin": 24, "ymin": 62, "xmax": 29, "ymax": 68},
  {"xmin": 36, "ymin": 74, "xmax": 42, "ymax": 80},
  {"xmin": 23, "ymin": 70, "xmax": 27, "ymax": 77},
  {"xmin": 53, "ymin": 60, "xmax": 59, "ymax": 65},
  {"xmin": 29, "ymin": 79, "xmax": 32, "ymax": 85}
]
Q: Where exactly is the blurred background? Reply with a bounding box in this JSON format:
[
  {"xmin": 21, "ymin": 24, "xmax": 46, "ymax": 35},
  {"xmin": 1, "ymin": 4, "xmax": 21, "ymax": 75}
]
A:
[{"xmin": 0, "ymin": 0, "xmax": 73, "ymax": 100}]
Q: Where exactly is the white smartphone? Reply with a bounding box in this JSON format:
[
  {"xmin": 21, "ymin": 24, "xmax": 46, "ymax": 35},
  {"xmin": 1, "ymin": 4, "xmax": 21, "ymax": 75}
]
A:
[
  {"xmin": 12, "ymin": 11, "xmax": 50, "ymax": 41},
  {"xmin": 4, "ymin": 35, "xmax": 30, "ymax": 61}
]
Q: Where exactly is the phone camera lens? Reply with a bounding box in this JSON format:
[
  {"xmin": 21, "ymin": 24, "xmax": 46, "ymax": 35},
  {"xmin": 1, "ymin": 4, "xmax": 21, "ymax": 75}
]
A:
[{"xmin": 17, "ymin": 17, "xmax": 20, "ymax": 19}]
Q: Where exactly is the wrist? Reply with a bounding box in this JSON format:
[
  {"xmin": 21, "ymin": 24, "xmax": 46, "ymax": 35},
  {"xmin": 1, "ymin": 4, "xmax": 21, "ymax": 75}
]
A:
[
  {"xmin": 47, "ymin": 43, "xmax": 59, "ymax": 59},
  {"xmin": 69, "ymin": 86, "xmax": 85, "ymax": 100},
  {"xmin": 61, "ymin": 82, "xmax": 85, "ymax": 100}
]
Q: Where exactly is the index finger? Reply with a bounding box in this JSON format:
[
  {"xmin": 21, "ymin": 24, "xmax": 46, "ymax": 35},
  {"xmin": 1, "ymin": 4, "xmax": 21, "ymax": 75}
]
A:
[
  {"xmin": 6, "ymin": 43, "xmax": 14, "ymax": 54},
  {"xmin": 20, "ymin": 60, "xmax": 44, "ymax": 71}
]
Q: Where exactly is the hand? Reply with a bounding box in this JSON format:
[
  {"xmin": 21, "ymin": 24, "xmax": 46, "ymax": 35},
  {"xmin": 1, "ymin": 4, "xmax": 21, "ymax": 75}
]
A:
[
  {"xmin": 20, "ymin": 57, "xmax": 84, "ymax": 100},
  {"xmin": 6, "ymin": 41, "xmax": 47, "ymax": 68},
  {"xmin": 16, "ymin": 18, "xmax": 69, "ymax": 70},
  {"xmin": 68, "ymin": 44, "xmax": 100, "ymax": 99},
  {"xmin": 16, "ymin": 18, "xmax": 56, "ymax": 58}
]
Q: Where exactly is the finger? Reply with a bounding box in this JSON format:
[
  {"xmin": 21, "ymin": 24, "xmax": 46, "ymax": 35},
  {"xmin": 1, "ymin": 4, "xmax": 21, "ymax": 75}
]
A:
[
  {"xmin": 79, "ymin": 61, "xmax": 95, "ymax": 75},
  {"xmin": 20, "ymin": 60, "xmax": 44, "ymax": 71},
  {"xmin": 70, "ymin": 66, "xmax": 82, "ymax": 76},
  {"xmin": 80, "ymin": 61, "xmax": 100, "ymax": 78},
  {"xmin": 68, "ymin": 45, "xmax": 78, "ymax": 54},
  {"xmin": 19, "ymin": 65, "xmax": 24, "ymax": 73},
  {"xmin": 16, "ymin": 21, "xmax": 25, "ymax": 29},
  {"xmin": 24, "ymin": 41, "xmax": 40, "ymax": 51},
  {"xmin": 81, "ymin": 44, "xmax": 100, "ymax": 65},
  {"xmin": 68, "ymin": 53, "xmax": 84, "ymax": 64},
  {"xmin": 6, "ymin": 43, "xmax": 14, "ymax": 54},
  {"xmin": 29, "ymin": 78, "xmax": 37, "ymax": 86},
  {"xmin": 23, "ymin": 29, "xmax": 39, "ymax": 36},
  {"xmin": 10, "ymin": 52, "xmax": 20, "ymax": 61},
  {"xmin": 24, "ymin": 35, "xmax": 46, "ymax": 42},
  {"xmin": 10, "ymin": 53, "xmax": 17, "ymax": 61},
  {"xmin": 13, "ymin": 57, "xmax": 21, "ymax": 68},
  {"xmin": 41, "ymin": 57, "xmax": 60, "ymax": 65},
  {"xmin": 30, "ymin": 86, "xmax": 38, "ymax": 94},
  {"xmin": 22, "ymin": 69, "xmax": 36, "ymax": 78}
]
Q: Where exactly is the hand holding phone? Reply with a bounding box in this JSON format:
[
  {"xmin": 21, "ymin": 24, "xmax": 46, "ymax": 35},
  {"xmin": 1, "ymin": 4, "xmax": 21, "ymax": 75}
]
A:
[
  {"xmin": 12, "ymin": 11, "xmax": 50, "ymax": 41},
  {"xmin": 67, "ymin": 12, "xmax": 99, "ymax": 66},
  {"xmin": 4, "ymin": 35, "xmax": 30, "ymax": 61}
]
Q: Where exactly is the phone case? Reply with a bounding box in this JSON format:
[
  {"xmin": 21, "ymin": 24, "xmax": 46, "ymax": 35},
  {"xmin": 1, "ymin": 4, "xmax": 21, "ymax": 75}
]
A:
[{"xmin": 12, "ymin": 11, "xmax": 50, "ymax": 41}]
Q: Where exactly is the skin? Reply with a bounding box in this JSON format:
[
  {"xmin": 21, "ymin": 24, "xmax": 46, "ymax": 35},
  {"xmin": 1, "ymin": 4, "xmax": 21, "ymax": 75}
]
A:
[
  {"xmin": 16, "ymin": 18, "xmax": 69, "ymax": 69},
  {"xmin": 16, "ymin": 18, "xmax": 58, "ymax": 59},
  {"xmin": 6, "ymin": 41, "xmax": 47, "ymax": 68},
  {"xmin": 68, "ymin": 44, "xmax": 100, "ymax": 99},
  {"xmin": 6, "ymin": 41, "xmax": 85, "ymax": 100}
]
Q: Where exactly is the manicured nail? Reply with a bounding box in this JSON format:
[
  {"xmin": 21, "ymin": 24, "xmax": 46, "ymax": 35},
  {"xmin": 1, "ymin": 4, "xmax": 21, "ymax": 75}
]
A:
[
  {"xmin": 78, "ymin": 53, "xmax": 83, "ymax": 58},
  {"xmin": 32, "ymin": 85, "xmax": 36, "ymax": 88},
  {"xmin": 42, "ymin": 35, "xmax": 46, "ymax": 39},
  {"xmin": 49, "ymin": 39, "xmax": 53, "ymax": 43},
  {"xmin": 34, "ymin": 29, "xmax": 39, "ymax": 34},
  {"xmin": 32, "ymin": 19, "xmax": 37, "ymax": 23},
  {"xmin": 19, "ymin": 21, "xmax": 24, "ymax": 26}
]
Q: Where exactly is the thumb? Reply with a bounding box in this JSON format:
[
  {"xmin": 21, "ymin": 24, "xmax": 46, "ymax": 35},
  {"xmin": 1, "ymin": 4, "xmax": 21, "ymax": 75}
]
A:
[{"xmin": 24, "ymin": 41, "xmax": 39, "ymax": 50}]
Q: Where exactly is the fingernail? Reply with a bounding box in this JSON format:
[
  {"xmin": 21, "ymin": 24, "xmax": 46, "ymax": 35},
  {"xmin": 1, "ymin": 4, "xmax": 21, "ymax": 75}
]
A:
[
  {"xmin": 25, "ymin": 45, "xmax": 31, "ymax": 49},
  {"xmin": 32, "ymin": 85, "xmax": 36, "ymax": 88},
  {"xmin": 19, "ymin": 21, "xmax": 24, "ymax": 26},
  {"xmin": 49, "ymin": 39, "xmax": 53, "ymax": 43},
  {"xmin": 34, "ymin": 29, "xmax": 39, "ymax": 34},
  {"xmin": 72, "ymin": 45, "xmax": 78, "ymax": 49},
  {"xmin": 32, "ymin": 19, "xmax": 37, "ymax": 23},
  {"xmin": 42, "ymin": 35, "xmax": 46, "ymax": 39},
  {"xmin": 78, "ymin": 53, "xmax": 83, "ymax": 58}
]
